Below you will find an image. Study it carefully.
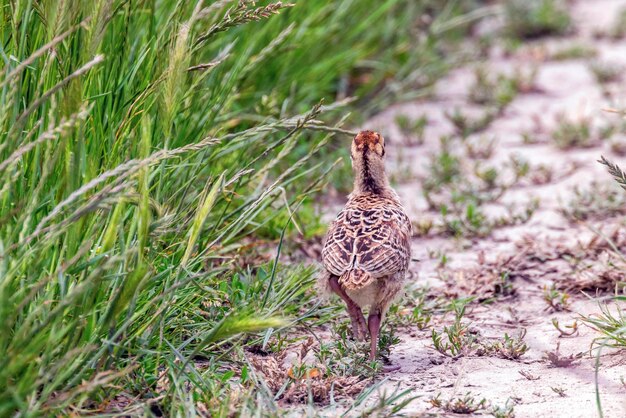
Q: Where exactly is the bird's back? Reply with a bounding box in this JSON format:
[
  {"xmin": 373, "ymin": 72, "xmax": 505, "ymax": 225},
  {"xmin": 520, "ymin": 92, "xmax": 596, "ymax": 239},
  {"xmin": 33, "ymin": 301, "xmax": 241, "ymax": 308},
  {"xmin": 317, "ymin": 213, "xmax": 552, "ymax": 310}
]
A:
[{"xmin": 321, "ymin": 191, "xmax": 412, "ymax": 290}]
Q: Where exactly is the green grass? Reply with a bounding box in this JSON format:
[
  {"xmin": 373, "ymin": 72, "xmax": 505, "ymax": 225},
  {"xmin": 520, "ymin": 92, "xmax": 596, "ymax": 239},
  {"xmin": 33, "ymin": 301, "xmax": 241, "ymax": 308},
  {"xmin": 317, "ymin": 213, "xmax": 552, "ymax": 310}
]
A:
[{"xmin": 0, "ymin": 0, "xmax": 479, "ymax": 415}]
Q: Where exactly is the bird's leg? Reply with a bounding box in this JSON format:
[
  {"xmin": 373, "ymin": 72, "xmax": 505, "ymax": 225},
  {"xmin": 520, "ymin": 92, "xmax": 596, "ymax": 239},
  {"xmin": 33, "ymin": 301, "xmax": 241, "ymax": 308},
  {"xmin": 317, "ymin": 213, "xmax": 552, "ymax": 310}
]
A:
[
  {"xmin": 368, "ymin": 309, "xmax": 400, "ymax": 372},
  {"xmin": 329, "ymin": 276, "xmax": 367, "ymax": 341},
  {"xmin": 367, "ymin": 310, "xmax": 381, "ymax": 361}
]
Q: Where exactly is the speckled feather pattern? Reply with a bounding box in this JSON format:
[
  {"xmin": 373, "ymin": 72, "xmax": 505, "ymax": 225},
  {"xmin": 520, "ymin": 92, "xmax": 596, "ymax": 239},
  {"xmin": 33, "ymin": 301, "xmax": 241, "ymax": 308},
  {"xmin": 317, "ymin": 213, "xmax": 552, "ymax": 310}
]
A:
[{"xmin": 321, "ymin": 191, "xmax": 412, "ymax": 293}]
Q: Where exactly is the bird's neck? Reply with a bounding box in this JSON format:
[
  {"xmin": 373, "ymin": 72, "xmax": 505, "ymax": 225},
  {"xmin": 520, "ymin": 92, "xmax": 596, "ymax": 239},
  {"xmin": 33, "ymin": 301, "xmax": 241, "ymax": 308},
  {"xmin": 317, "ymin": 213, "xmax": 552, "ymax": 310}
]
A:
[{"xmin": 353, "ymin": 154, "xmax": 389, "ymax": 195}]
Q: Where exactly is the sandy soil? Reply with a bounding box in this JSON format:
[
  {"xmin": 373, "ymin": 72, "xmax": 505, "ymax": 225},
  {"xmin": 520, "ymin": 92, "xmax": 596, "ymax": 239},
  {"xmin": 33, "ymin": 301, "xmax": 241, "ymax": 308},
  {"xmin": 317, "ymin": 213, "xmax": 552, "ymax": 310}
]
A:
[{"xmin": 341, "ymin": 1, "xmax": 626, "ymax": 416}]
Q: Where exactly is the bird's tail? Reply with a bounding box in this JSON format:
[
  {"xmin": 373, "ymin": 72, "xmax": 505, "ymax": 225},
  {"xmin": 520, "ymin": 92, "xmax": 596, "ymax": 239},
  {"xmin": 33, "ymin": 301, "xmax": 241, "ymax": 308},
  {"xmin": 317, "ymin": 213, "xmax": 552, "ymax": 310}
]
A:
[{"xmin": 339, "ymin": 269, "xmax": 374, "ymax": 290}]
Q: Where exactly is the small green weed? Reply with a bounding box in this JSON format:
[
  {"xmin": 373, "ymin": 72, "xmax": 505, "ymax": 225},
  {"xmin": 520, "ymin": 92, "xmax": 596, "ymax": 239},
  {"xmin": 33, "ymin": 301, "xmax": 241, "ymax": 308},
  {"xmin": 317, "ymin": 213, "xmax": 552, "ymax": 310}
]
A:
[
  {"xmin": 430, "ymin": 392, "xmax": 517, "ymax": 417},
  {"xmin": 550, "ymin": 44, "xmax": 597, "ymax": 61},
  {"xmin": 390, "ymin": 288, "xmax": 435, "ymax": 330},
  {"xmin": 445, "ymin": 108, "xmax": 498, "ymax": 138},
  {"xmin": 589, "ymin": 62, "xmax": 622, "ymax": 84},
  {"xmin": 395, "ymin": 114, "xmax": 428, "ymax": 145},
  {"xmin": 432, "ymin": 303, "xmax": 476, "ymax": 357},
  {"xmin": 504, "ymin": 0, "xmax": 571, "ymax": 39},
  {"xmin": 476, "ymin": 329, "xmax": 530, "ymax": 360},
  {"xmin": 465, "ymin": 136, "xmax": 498, "ymax": 159},
  {"xmin": 469, "ymin": 66, "xmax": 536, "ymax": 109},
  {"xmin": 552, "ymin": 318, "xmax": 579, "ymax": 337},
  {"xmin": 561, "ymin": 181, "xmax": 626, "ymax": 221},
  {"xmin": 425, "ymin": 137, "xmax": 462, "ymax": 186},
  {"xmin": 551, "ymin": 114, "xmax": 593, "ymax": 149},
  {"xmin": 543, "ymin": 284, "xmax": 570, "ymax": 312},
  {"xmin": 430, "ymin": 392, "xmax": 488, "ymax": 414}
]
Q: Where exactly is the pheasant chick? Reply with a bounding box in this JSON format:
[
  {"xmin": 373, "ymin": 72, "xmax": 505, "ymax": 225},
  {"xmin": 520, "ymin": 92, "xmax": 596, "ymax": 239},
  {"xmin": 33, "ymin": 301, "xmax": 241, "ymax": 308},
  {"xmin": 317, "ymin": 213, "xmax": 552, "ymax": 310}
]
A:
[{"xmin": 319, "ymin": 130, "xmax": 412, "ymax": 369}]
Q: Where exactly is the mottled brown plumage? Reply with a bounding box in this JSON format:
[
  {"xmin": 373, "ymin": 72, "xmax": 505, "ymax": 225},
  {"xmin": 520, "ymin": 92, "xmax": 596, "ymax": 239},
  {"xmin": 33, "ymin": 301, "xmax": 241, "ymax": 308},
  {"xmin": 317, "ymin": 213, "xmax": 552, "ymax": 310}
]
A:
[
  {"xmin": 319, "ymin": 130, "xmax": 412, "ymax": 368},
  {"xmin": 323, "ymin": 195, "xmax": 411, "ymax": 290}
]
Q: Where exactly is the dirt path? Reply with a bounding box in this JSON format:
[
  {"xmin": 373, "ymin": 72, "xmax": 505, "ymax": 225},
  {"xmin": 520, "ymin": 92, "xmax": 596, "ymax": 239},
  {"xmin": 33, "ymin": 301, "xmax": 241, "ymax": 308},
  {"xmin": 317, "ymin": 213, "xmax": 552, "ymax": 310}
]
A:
[{"xmin": 349, "ymin": 1, "xmax": 626, "ymax": 416}]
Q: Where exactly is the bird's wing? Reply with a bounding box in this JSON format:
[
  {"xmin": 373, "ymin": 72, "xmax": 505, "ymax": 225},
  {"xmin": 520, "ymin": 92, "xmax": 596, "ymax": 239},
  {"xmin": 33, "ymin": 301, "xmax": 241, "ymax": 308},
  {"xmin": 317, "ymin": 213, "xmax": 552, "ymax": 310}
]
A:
[
  {"xmin": 322, "ymin": 206, "xmax": 411, "ymax": 278},
  {"xmin": 355, "ymin": 207, "xmax": 411, "ymax": 278},
  {"xmin": 321, "ymin": 209, "xmax": 356, "ymax": 277}
]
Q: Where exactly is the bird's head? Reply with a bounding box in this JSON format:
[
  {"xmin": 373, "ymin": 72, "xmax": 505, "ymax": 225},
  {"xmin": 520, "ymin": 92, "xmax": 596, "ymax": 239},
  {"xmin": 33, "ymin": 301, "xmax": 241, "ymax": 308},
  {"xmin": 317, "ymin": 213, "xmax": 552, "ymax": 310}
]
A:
[
  {"xmin": 351, "ymin": 130, "xmax": 385, "ymax": 162},
  {"xmin": 350, "ymin": 130, "xmax": 388, "ymax": 194}
]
